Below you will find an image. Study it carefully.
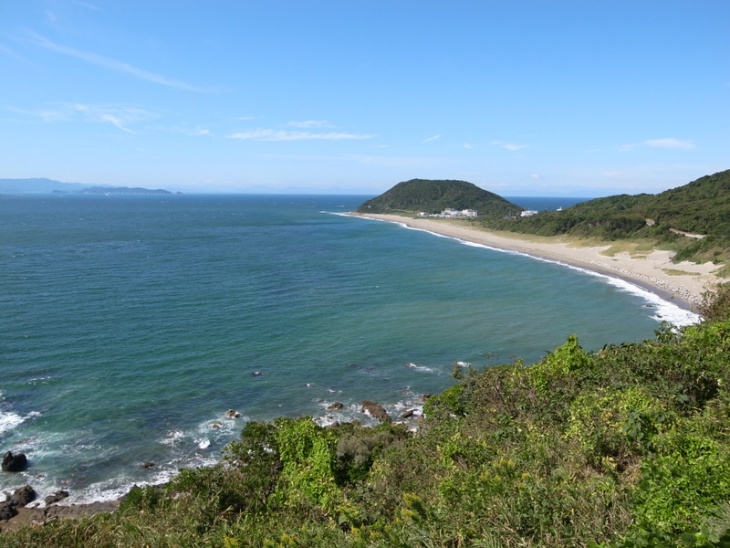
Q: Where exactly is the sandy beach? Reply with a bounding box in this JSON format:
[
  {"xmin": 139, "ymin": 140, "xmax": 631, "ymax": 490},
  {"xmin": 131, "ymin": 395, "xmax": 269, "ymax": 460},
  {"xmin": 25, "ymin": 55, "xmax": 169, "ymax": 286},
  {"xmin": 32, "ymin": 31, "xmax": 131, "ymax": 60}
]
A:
[{"xmin": 353, "ymin": 213, "xmax": 727, "ymax": 312}]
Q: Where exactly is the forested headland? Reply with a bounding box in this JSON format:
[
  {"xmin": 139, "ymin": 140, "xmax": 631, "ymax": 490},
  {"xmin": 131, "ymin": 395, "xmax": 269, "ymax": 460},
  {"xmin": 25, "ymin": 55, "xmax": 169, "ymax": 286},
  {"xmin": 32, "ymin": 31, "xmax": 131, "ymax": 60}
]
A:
[
  {"xmin": 3, "ymin": 284, "xmax": 730, "ymax": 546},
  {"xmin": 356, "ymin": 178, "xmax": 524, "ymax": 218}
]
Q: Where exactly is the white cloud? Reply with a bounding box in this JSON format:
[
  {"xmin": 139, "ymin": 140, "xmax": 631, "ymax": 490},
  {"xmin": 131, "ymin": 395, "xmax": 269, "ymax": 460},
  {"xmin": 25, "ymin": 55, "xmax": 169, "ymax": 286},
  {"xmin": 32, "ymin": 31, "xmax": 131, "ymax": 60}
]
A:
[
  {"xmin": 227, "ymin": 128, "xmax": 372, "ymax": 141},
  {"xmin": 491, "ymin": 140, "xmax": 527, "ymax": 151},
  {"xmin": 463, "ymin": 143, "xmax": 473, "ymax": 149},
  {"xmin": 26, "ymin": 32, "xmax": 216, "ymax": 93},
  {"xmin": 423, "ymin": 134, "xmax": 441, "ymax": 143},
  {"xmin": 14, "ymin": 103, "xmax": 156, "ymax": 132},
  {"xmin": 287, "ymin": 120, "xmax": 333, "ymax": 128},
  {"xmin": 621, "ymin": 138, "xmax": 695, "ymax": 151},
  {"xmin": 530, "ymin": 173, "xmax": 542, "ymax": 180},
  {"xmin": 645, "ymin": 138, "xmax": 695, "ymax": 150}
]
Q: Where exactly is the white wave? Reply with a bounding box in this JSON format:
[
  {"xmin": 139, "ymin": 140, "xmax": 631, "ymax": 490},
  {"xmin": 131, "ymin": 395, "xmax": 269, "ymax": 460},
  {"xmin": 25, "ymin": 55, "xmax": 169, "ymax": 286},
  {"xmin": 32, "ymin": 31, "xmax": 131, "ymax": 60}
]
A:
[
  {"xmin": 404, "ymin": 362, "xmax": 437, "ymax": 374},
  {"xmin": 0, "ymin": 411, "xmax": 26, "ymax": 434},
  {"xmin": 0, "ymin": 409, "xmax": 41, "ymax": 435},
  {"xmin": 384, "ymin": 221, "xmax": 700, "ymax": 328}
]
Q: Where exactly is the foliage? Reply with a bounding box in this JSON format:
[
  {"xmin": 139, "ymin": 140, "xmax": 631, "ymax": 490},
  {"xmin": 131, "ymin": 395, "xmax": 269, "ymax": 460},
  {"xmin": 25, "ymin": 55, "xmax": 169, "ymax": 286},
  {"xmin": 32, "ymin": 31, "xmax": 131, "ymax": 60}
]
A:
[
  {"xmin": 698, "ymin": 282, "xmax": 730, "ymax": 323},
  {"xmin": 484, "ymin": 169, "xmax": 730, "ymax": 264},
  {"xmin": 356, "ymin": 178, "xmax": 524, "ymax": 218},
  {"xmin": 3, "ymin": 288, "xmax": 730, "ymax": 546}
]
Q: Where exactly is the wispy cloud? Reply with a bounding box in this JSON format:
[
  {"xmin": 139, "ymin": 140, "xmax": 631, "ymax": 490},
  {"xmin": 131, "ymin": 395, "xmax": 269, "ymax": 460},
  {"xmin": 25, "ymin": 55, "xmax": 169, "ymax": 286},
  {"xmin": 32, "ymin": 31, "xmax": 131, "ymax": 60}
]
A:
[
  {"xmin": 491, "ymin": 140, "xmax": 527, "ymax": 152},
  {"xmin": 463, "ymin": 143, "xmax": 473, "ymax": 149},
  {"xmin": 0, "ymin": 43, "xmax": 27, "ymax": 63},
  {"xmin": 26, "ymin": 32, "xmax": 216, "ymax": 93},
  {"xmin": 227, "ymin": 128, "xmax": 372, "ymax": 142},
  {"xmin": 12, "ymin": 103, "xmax": 156, "ymax": 133},
  {"xmin": 423, "ymin": 134, "xmax": 441, "ymax": 143},
  {"xmin": 286, "ymin": 120, "xmax": 333, "ymax": 129},
  {"xmin": 621, "ymin": 138, "xmax": 695, "ymax": 151}
]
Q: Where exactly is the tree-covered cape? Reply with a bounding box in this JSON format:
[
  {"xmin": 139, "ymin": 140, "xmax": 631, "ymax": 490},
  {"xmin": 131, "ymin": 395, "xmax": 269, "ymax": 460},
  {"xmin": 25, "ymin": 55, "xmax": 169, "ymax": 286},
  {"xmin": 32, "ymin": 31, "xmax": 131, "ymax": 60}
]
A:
[{"xmin": 357, "ymin": 178, "xmax": 524, "ymax": 218}]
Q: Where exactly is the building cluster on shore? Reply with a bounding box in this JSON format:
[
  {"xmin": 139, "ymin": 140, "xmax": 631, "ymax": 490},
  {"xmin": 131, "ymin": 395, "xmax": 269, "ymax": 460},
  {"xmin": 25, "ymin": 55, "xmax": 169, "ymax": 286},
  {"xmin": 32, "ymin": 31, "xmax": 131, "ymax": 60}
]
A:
[{"xmin": 418, "ymin": 208, "xmax": 479, "ymax": 219}]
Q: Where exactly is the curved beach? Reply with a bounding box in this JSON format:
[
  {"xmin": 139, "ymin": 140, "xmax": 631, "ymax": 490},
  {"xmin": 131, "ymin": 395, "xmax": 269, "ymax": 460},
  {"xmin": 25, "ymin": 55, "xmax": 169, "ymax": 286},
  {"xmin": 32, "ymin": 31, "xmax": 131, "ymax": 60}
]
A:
[{"xmin": 353, "ymin": 213, "xmax": 727, "ymax": 313}]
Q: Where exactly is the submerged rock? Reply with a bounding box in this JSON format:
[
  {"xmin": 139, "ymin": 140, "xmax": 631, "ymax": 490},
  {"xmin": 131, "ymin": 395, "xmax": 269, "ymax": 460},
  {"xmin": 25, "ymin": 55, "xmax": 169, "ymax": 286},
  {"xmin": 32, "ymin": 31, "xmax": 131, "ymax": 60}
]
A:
[{"xmin": 327, "ymin": 402, "xmax": 343, "ymax": 410}]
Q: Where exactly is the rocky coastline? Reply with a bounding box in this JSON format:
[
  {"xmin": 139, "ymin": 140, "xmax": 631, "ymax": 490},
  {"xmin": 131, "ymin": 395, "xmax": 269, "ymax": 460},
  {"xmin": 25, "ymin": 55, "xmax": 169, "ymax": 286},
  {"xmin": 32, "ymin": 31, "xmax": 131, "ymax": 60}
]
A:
[{"xmin": 0, "ymin": 400, "xmax": 411, "ymax": 533}]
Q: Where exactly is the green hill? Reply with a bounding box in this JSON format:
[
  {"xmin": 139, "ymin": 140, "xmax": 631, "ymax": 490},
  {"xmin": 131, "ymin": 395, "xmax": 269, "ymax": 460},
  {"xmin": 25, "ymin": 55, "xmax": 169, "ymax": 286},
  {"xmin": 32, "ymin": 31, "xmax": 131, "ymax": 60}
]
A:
[
  {"xmin": 484, "ymin": 169, "xmax": 730, "ymax": 265},
  {"xmin": 356, "ymin": 178, "xmax": 523, "ymax": 218}
]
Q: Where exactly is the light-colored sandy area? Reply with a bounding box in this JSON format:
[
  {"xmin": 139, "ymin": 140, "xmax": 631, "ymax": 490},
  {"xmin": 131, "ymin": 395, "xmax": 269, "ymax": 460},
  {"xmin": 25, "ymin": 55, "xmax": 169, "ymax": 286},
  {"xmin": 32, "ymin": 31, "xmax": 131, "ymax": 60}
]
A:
[{"xmin": 353, "ymin": 213, "xmax": 728, "ymax": 311}]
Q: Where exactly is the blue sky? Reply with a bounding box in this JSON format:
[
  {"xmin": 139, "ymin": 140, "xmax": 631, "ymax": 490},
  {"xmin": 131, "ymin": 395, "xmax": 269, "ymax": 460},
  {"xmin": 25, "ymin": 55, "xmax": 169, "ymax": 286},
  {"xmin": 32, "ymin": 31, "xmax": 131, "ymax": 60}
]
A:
[{"xmin": 2, "ymin": 1, "xmax": 728, "ymax": 196}]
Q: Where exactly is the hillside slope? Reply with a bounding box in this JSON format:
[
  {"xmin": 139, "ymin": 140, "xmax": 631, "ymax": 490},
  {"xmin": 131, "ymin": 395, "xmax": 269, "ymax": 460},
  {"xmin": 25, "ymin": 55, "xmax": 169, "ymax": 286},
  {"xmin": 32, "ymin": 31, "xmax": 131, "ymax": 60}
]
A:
[{"xmin": 484, "ymin": 169, "xmax": 730, "ymax": 264}]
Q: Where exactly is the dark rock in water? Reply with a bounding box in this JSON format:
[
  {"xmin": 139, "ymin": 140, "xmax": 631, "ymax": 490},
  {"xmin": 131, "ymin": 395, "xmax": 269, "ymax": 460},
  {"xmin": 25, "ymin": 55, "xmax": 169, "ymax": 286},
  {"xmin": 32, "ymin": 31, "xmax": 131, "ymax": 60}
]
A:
[
  {"xmin": 141, "ymin": 461, "xmax": 155, "ymax": 469},
  {"xmin": 8, "ymin": 485, "xmax": 36, "ymax": 507},
  {"xmin": 226, "ymin": 409, "xmax": 241, "ymax": 418},
  {"xmin": 361, "ymin": 400, "xmax": 391, "ymax": 422},
  {"xmin": 400, "ymin": 408, "xmax": 418, "ymax": 419},
  {"xmin": 45, "ymin": 490, "xmax": 70, "ymax": 505},
  {"xmin": 2, "ymin": 451, "xmax": 28, "ymax": 472},
  {"xmin": 327, "ymin": 402, "xmax": 343, "ymax": 410}
]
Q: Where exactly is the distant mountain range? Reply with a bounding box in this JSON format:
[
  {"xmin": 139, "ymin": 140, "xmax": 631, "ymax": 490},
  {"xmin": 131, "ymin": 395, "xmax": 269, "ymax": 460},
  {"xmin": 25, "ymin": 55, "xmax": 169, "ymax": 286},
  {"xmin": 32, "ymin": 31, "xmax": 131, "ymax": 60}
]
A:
[{"xmin": 0, "ymin": 178, "xmax": 173, "ymax": 195}]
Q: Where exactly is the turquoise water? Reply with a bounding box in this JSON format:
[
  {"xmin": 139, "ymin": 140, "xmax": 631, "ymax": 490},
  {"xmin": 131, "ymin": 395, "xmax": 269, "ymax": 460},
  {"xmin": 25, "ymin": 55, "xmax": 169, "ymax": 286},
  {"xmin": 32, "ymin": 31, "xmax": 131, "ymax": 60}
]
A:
[{"xmin": 0, "ymin": 194, "xmax": 693, "ymax": 503}]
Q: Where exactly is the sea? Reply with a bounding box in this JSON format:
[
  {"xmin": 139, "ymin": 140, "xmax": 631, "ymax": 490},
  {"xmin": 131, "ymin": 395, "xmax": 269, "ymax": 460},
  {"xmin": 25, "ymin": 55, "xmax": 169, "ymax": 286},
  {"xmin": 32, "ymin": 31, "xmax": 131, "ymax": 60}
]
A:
[{"xmin": 0, "ymin": 194, "xmax": 698, "ymax": 505}]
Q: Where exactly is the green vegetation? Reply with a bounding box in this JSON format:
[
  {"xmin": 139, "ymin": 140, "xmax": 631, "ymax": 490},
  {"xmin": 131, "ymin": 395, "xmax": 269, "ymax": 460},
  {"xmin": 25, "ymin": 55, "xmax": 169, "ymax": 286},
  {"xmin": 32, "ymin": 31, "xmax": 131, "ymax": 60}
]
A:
[
  {"xmin": 4, "ymin": 284, "xmax": 730, "ymax": 547},
  {"xmin": 485, "ymin": 169, "xmax": 730, "ymax": 266},
  {"xmin": 356, "ymin": 178, "xmax": 524, "ymax": 218}
]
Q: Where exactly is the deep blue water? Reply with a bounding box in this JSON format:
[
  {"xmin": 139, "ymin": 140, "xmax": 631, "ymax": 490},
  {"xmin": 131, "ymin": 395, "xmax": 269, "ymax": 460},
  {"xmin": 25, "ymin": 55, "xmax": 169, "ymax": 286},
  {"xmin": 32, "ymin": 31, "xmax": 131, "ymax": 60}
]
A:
[{"xmin": 0, "ymin": 194, "xmax": 692, "ymax": 503}]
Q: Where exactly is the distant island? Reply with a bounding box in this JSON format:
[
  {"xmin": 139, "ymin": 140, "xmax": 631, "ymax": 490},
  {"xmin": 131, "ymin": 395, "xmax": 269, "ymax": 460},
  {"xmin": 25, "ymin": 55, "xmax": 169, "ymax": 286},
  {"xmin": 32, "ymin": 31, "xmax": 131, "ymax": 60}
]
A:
[
  {"xmin": 74, "ymin": 186, "xmax": 172, "ymax": 195},
  {"xmin": 0, "ymin": 178, "xmax": 174, "ymax": 195}
]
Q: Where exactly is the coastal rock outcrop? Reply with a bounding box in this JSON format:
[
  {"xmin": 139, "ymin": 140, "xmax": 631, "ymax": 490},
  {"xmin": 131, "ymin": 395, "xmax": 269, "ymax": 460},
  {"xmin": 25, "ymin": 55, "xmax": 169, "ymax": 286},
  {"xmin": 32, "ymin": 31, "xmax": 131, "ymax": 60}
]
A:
[
  {"xmin": 327, "ymin": 402, "xmax": 343, "ymax": 410},
  {"xmin": 361, "ymin": 400, "xmax": 391, "ymax": 422},
  {"xmin": 2, "ymin": 451, "xmax": 28, "ymax": 472},
  {"xmin": 45, "ymin": 490, "xmax": 70, "ymax": 505},
  {"xmin": 400, "ymin": 408, "xmax": 418, "ymax": 419},
  {"xmin": 0, "ymin": 485, "xmax": 36, "ymax": 521}
]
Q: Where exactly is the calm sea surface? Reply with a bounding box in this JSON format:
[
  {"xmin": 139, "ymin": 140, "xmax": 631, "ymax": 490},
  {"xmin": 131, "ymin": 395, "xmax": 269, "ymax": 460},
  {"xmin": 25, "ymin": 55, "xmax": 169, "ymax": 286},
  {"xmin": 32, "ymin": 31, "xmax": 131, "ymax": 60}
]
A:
[{"xmin": 0, "ymin": 194, "xmax": 695, "ymax": 503}]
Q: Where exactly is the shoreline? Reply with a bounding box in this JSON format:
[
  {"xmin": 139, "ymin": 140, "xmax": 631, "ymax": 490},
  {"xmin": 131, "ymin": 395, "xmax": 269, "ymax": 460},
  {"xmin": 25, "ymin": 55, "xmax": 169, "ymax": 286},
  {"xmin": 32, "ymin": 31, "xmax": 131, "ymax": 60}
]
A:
[{"xmin": 351, "ymin": 213, "xmax": 727, "ymax": 314}]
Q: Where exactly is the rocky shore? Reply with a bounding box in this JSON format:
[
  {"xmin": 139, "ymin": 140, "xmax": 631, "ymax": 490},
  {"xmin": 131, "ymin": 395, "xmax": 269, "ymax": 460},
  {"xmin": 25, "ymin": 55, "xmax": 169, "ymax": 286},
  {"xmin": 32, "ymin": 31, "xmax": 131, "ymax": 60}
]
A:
[{"xmin": 0, "ymin": 484, "xmax": 119, "ymax": 533}]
